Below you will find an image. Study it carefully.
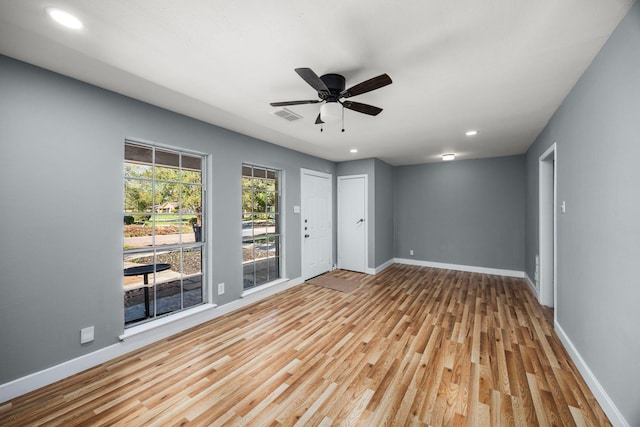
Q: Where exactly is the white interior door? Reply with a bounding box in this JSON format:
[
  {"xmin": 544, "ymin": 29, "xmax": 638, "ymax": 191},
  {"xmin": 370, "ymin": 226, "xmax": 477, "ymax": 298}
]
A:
[
  {"xmin": 539, "ymin": 143, "xmax": 557, "ymax": 310},
  {"xmin": 301, "ymin": 169, "xmax": 332, "ymax": 279},
  {"xmin": 338, "ymin": 175, "xmax": 367, "ymax": 273}
]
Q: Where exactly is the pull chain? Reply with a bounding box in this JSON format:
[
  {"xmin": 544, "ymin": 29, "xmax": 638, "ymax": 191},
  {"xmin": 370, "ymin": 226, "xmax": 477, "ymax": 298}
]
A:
[{"xmin": 341, "ymin": 106, "xmax": 345, "ymax": 132}]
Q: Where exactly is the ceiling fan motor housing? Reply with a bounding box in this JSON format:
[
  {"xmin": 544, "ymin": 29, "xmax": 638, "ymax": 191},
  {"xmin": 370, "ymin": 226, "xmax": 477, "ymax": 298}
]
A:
[{"xmin": 319, "ymin": 73, "xmax": 345, "ymax": 101}]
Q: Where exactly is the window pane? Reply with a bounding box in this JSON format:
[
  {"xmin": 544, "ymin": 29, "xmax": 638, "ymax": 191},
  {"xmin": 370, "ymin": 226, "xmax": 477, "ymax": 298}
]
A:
[
  {"xmin": 182, "ymin": 154, "xmax": 202, "ymax": 183},
  {"xmin": 125, "ymin": 162, "xmax": 152, "ymax": 178},
  {"xmin": 254, "ymin": 168, "xmax": 267, "ymax": 179},
  {"xmin": 267, "ymin": 214, "xmax": 278, "ymax": 234},
  {"xmin": 267, "ymin": 257, "xmax": 279, "ymax": 282},
  {"xmin": 243, "ymin": 263, "xmax": 255, "ymax": 289},
  {"xmin": 183, "ymin": 274, "xmax": 202, "ymax": 309},
  {"xmin": 125, "ymin": 143, "xmax": 152, "ymax": 173},
  {"xmin": 243, "ymin": 241, "xmax": 255, "ymax": 263},
  {"xmin": 242, "ymin": 216, "xmax": 253, "ymax": 240},
  {"xmin": 124, "ymin": 178, "xmax": 152, "ymax": 213},
  {"xmin": 154, "ymin": 181, "xmax": 179, "ymax": 213},
  {"xmin": 181, "ymin": 184, "xmax": 202, "ymax": 214},
  {"xmin": 265, "ymin": 179, "xmax": 276, "ymax": 192},
  {"xmin": 183, "ymin": 247, "xmax": 203, "ymax": 276},
  {"xmin": 154, "ymin": 214, "xmax": 183, "ymax": 246},
  {"xmin": 155, "ymin": 149, "xmax": 180, "ymax": 170},
  {"xmin": 268, "ymin": 236, "xmax": 279, "ymax": 258},
  {"xmin": 123, "ymin": 219, "xmax": 153, "ymax": 249},
  {"xmin": 184, "ymin": 216, "xmax": 200, "ymax": 243}
]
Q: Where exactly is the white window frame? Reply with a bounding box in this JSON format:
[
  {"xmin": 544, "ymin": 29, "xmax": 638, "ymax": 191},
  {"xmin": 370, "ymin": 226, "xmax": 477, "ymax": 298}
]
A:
[{"xmin": 123, "ymin": 139, "xmax": 208, "ymax": 327}]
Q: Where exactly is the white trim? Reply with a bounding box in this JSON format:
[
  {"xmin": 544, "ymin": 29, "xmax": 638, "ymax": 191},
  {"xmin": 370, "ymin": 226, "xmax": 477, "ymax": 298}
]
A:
[
  {"xmin": 120, "ymin": 303, "xmax": 217, "ymax": 340},
  {"xmin": 538, "ymin": 142, "xmax": 557, "ymax": 317},
  {"xmin": 524, "ymin": 272, "xmax": 538, "ymax": 297},
  {"xmin": 0, "ymin": 276, "xmax": 303, "ymax": 404},
  {"xmin": 555, "ymin": 322, "xmax": 630, "ymax": 427},
  {"xmin": 241, "ymin": 277, "xmax": 291, "ymax": 297},
  {"xmin": 125, "ymin": 136, "xmax": 209, "ymax": 157},
  {"xmin": 368, "ymin": 258, "xmax": 394, "ymax": 275},
  {"xmin": 394, "ymin": 258, "xmax": 525, "ymax": 278}
]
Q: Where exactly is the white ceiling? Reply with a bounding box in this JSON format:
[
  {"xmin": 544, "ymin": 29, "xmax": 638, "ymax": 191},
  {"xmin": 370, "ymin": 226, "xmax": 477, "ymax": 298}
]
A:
[{"xmin": 0, "ymin": 1, "xmax": 633, "ymax": 165}]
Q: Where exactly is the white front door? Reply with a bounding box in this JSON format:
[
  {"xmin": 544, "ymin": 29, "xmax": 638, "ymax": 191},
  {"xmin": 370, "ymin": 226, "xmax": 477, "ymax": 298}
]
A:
[
  {"xmin": 301, "ymin": 169, "xmax": 332, "ymax": 279},
  {"xmin": 338, "ymin": 175, "xmax": 367, "ymax": 273}
]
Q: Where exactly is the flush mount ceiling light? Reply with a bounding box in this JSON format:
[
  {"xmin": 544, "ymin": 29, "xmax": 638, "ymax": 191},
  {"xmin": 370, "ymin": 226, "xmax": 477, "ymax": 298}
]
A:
[
  {"xmin": 442, "ymin": 153, "xmax": 455, "ymax": 161},
  {"xmin": 350, "ymin": 148, "xmax": 358, "ymax": 153},
  {"xmin": 46, "ymin": 8, "xmax": 83, "ymax": 30},
  {"xmin": 465, "ymin": 130, "xmax": 478, "ymax": 136}
]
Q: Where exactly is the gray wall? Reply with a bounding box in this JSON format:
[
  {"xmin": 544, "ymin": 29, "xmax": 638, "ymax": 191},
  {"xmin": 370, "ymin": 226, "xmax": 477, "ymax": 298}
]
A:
[
  {"xmin": 0, "ymin": 56, "xmax": 335, "ymax": 384},
  {"xmin": 395, "ymin": 156, "xmax": 526, "ymax": 271},
  {"xmin": 373, "ymin": 159, "xmax": 395, "ymax": 267},
  {"xmin": 525, "ymin": 2, "xmax": 640, "ymax": 424}
]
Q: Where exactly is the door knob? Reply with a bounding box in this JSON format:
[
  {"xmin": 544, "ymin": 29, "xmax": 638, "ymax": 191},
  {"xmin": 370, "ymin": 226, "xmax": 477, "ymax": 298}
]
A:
[{"xmin": 356, "ymin": 218, "xmax": 364, "ymax": 224}]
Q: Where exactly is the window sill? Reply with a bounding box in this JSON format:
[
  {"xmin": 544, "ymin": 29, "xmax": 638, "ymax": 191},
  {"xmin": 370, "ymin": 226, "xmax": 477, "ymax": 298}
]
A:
[
  {"xmin": 241, "ymin": 278, "xmax": 290, "ymax": 298},
  {"xmin": 119, "ymin": 303, "xmax": 217, "ymax": 341}
]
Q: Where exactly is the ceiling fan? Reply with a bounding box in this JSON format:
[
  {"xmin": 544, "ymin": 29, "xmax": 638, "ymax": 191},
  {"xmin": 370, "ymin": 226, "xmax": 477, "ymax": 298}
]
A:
[{"xmin": 270, "ymin": 68, "xmax": 392, "ymax": 125}]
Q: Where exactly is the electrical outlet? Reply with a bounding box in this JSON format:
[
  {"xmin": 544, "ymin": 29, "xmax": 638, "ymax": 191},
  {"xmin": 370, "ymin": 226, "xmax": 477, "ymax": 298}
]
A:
[
  {"xmin": 80, "ymin": 326, "xmax": 94, "ymax": 344},
  {"xmin": 217, "ymin": 282, "xmax": 225, "ymax": 295},
  {"xmin": 409, "ymin": 249, "xmax": 414, "ymax": 256}
]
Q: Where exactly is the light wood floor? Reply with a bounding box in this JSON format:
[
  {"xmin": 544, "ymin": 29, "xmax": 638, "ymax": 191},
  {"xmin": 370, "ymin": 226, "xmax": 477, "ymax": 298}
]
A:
[{"xmin": 0, "ymin": 264, "xmax": 610, "ymax": 426}]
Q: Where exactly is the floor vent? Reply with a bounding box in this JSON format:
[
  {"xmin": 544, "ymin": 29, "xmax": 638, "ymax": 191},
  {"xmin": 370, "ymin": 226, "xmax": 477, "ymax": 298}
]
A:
[{"xmin": 272, "ymin": 108, "xmax": 302, "ymax": 121}]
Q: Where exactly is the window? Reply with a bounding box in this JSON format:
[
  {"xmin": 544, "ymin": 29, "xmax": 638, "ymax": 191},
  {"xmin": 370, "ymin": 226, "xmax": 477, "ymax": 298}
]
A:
[
  {"xmin": 242, "ymin": 165, "xmax": 281, "ymax": 289},
  {"xmin": 123, "ymin": 141, "xmax": 206, "ymax": 325}
]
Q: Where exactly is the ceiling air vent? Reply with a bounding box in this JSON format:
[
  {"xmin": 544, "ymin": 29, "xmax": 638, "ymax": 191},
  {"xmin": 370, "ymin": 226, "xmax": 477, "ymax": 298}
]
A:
[{"xmin": 272, "ymin": 108, "xmax": 302, "ymax": 122}]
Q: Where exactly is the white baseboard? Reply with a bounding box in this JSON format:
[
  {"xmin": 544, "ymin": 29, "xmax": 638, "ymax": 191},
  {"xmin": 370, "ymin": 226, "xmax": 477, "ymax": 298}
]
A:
[
  {"xmin": 366, "ymin": 258, "xmax": 395, "ymax": 275},
  {"xmin": 524, "ymin": 272, "xmax": 538, "ymax": 297},
  {"xmin": 394, "ymin": 258, "xmax": 525, "ymax": 278},
  {"xmin": 0, "ymin": 276, "xmax": 304, "ymax": 404},
  {"xmin": 554, "ymin": 322, "xmax": 629, "ymax": 427}
]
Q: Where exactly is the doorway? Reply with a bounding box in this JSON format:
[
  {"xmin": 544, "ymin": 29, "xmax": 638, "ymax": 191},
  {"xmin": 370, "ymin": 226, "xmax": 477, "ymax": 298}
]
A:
[
  {"xmin": 539, "ymin": 143, "xmax": 557, "ymax": 310},
  {"xmin": 338, "ymin": 175, "xmax": 367, "ymax": 273},
  {"xmin": 300, "ymin": 169, "xmax": 332, "ymax": 279}
]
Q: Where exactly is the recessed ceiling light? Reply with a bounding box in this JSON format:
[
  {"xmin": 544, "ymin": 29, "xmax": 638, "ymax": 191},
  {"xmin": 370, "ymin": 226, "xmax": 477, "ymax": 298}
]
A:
[
  {"xmin": 46, "ymin": 8, "xmax": 83, "ymax": 30},
  {"xmin": 465, "ymin": 130, "xmax": 478, "ymax": 136},
  {"xmin": 442, "ymin": 153, "xmax": 455, "ymax": 161},
  {"xmin": 350, "ymin": 148, "xmax": 358, "ymax": 153}
]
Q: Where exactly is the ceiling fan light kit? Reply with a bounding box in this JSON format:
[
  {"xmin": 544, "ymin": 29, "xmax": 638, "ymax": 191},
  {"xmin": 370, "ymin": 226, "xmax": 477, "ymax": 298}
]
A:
[
  {"xmin": 270, "ymin": 67, "xmax": 392, "ymax": 130},
  {"xmin": 320, "ymin": 102, "xmax": 341, "ymax": 123}
]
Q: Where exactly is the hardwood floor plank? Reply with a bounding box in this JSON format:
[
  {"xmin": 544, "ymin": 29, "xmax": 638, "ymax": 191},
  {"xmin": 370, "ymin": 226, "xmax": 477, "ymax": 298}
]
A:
[{"xmin": 0, "ymin": 265, "xmax": 613, "ymax": 426}]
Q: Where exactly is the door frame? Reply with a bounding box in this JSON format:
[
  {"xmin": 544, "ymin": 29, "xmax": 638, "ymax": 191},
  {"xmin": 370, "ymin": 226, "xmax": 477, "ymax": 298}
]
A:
[
  {"xmin": 300, "ymin": 168, "xmax": 333, "ymax": 280},
  {"xmin": 538, "ymin": 143, "xmax": 557, "ymax": 318},
  {"xmin": 337, "ymin": 174, "xmax": 368, "ymax": 273}
]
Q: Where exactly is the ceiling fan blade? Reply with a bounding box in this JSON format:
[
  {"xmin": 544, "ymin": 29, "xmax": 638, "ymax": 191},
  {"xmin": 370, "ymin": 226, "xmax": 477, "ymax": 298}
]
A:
[
  {"xmin": 315, "ymin": 113, "xmax": 324, "ymax": 124},
  {"xmin": 341, "ymin": 73, "xmax": 392, "ymax": 98},
  {"xmin": 342, "ymin": 101, "xmax": 383, "ymax": 116},
  {"xmin": 270, "ymin": 100, "xmax": 320, "ymax": 107},
  {"xmin": 295, "ymin": 68, "xmax": 329, "ymax": 96}
]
